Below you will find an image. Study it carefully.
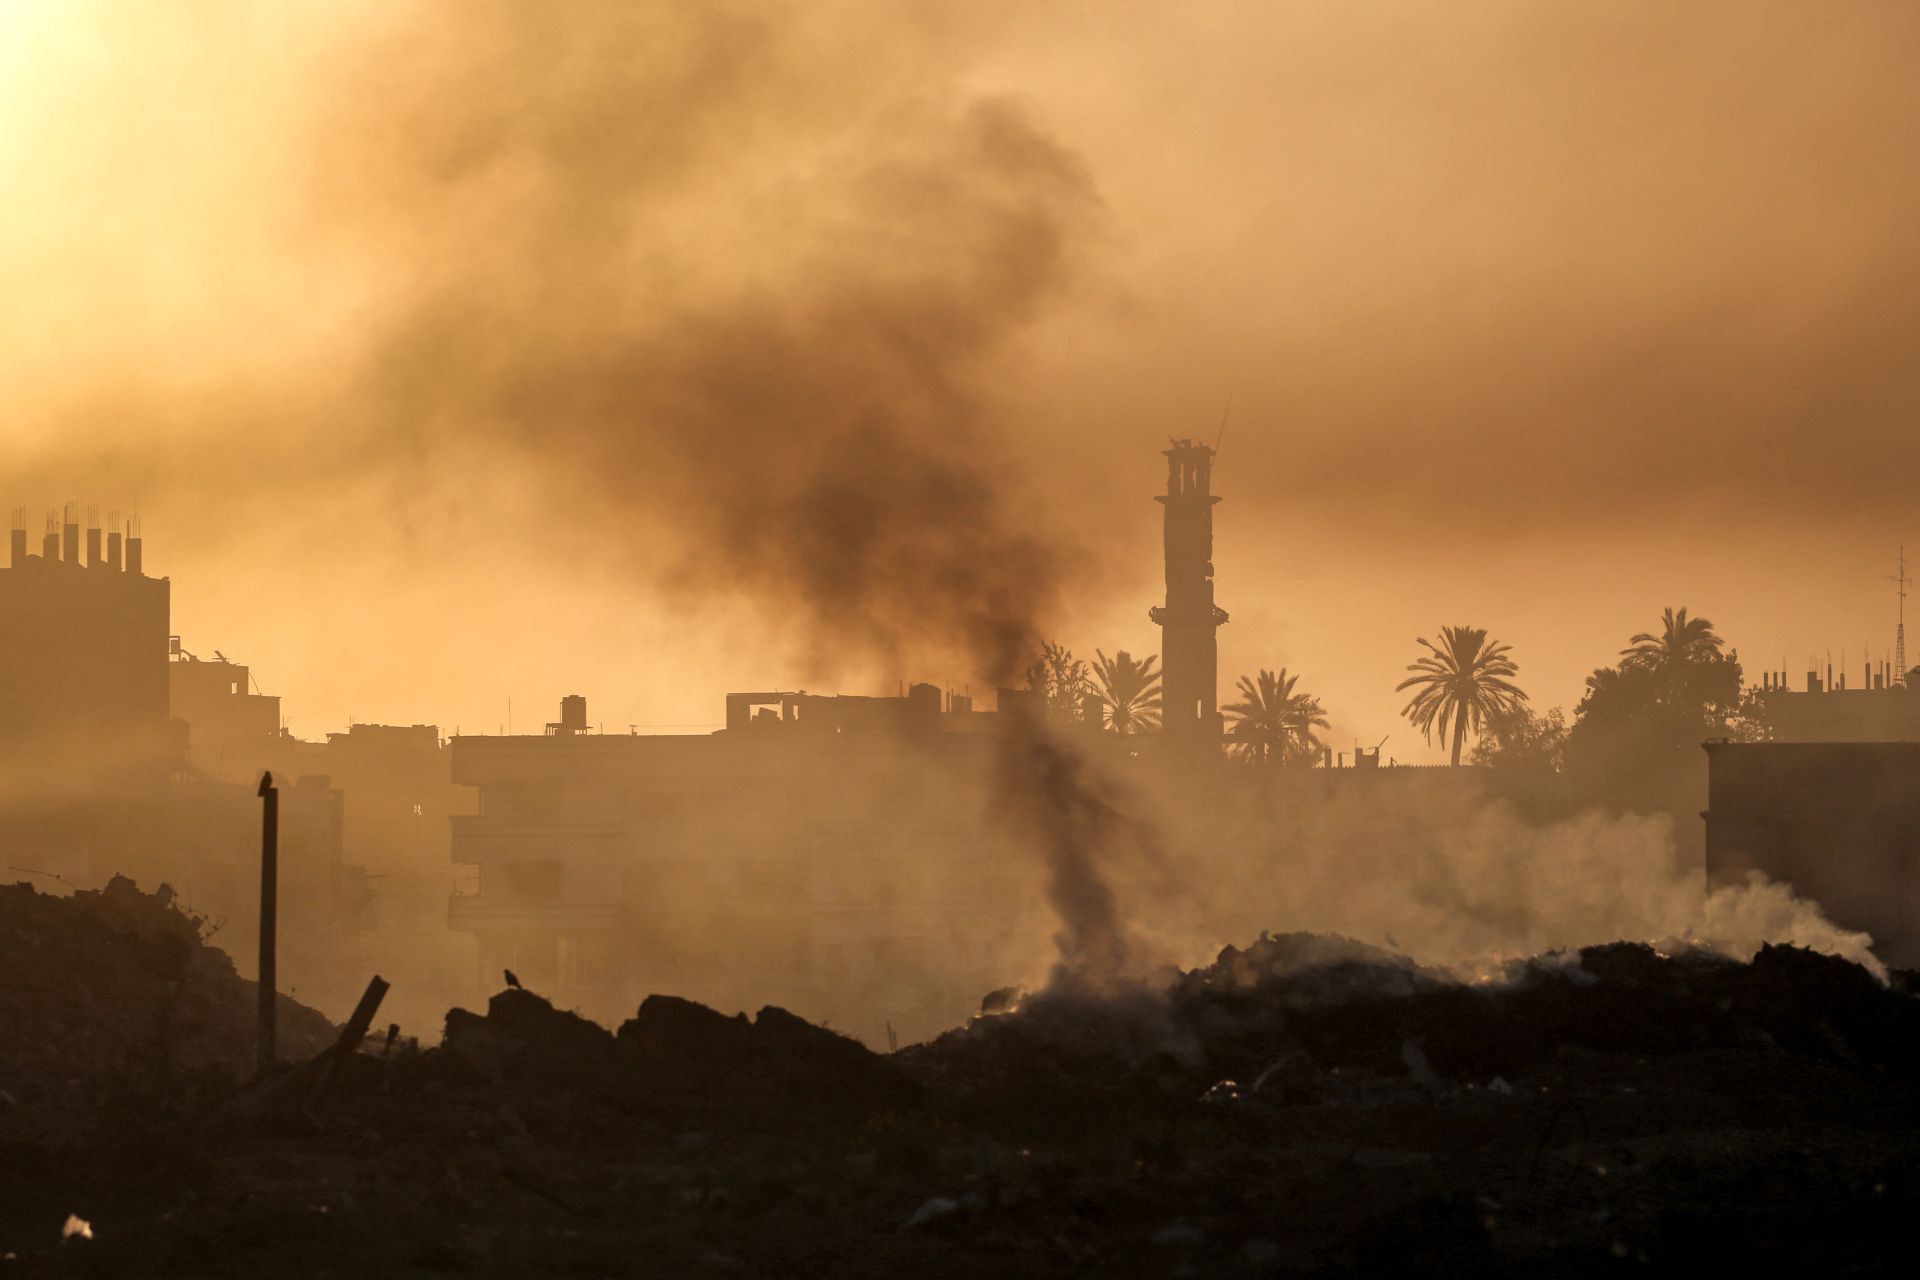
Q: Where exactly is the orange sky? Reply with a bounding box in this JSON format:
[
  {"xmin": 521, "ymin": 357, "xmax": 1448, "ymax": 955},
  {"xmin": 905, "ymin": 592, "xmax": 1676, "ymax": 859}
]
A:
[{"xmin": 3, "ymin": 1, "xmax": 1917, "ymax": 759}]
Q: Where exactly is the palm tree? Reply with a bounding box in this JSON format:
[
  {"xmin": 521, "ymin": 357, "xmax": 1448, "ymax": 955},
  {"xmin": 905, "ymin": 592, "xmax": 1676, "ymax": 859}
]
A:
[
  {"xmin": 1397, "ymin": 625, "xmax": 1527, "ymax": 766},
  {"xmin": 1089, "ymin": 650, "xmax": 1162, "ymax": 733},
  {"xmin": 1621, "ymin": 607, "xmax": 1723, "ymax": 670},
  {"xmin": 1224, "ymin": 668, "xmax": 1329, "ymax": 765}
]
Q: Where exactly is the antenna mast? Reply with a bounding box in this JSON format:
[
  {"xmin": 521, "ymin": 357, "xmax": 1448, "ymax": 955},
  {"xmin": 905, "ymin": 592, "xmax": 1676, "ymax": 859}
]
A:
[{"xmin": 1889, "ymin": 548, "xmax": 1912, "ymax": 687}]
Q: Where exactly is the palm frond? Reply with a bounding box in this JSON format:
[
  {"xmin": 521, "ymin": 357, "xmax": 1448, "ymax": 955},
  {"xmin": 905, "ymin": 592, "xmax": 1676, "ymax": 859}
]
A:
[{"xmin": 1396, "ymin": 624, "xmax": 1529, "ymax": 761}]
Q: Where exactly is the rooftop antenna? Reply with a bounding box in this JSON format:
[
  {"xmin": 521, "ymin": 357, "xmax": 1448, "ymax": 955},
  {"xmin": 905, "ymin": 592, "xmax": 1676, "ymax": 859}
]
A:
[
  {"xmin": 1212, "ymin": 391, "xmax": 1235, "ymax": 457},
  {"xmin": 1888, "ymin": 547, "xmax": 1911, "ymax": 686}
]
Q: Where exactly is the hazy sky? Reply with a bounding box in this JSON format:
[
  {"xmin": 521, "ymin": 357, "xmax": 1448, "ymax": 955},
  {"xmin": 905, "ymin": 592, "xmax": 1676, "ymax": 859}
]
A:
[{"xmin": 3, "ymin": 1, "xmax": 1917, "ymax": 758}]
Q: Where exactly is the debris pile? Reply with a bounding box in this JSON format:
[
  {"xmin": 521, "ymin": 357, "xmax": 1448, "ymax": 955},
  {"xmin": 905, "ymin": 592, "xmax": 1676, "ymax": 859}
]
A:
[
  {"xmin": 906, "ymin": 931, "xmax": 1920, "ymax": 1133},
  {"xmin": 5, "ymin": 921, "xmax": 1920, "ymax": 1274},
  {"xmin": 0, "ymin": 877, "xmax": 335, "ymax": 1103},
  {"xmin": 440, "ymin": 987, "xmax": 924, "ymax": 1116}
]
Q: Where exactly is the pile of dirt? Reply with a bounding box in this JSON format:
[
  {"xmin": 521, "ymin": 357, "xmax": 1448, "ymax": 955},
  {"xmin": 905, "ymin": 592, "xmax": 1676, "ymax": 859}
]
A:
[{"xmin": 0, "ymin": 877, "xmax": 336, "ymax": 1106}]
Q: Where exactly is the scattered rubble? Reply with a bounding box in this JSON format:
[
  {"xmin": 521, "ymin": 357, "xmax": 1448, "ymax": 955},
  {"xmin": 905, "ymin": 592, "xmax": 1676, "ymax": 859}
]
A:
[{"xmin": 4, "ymin": 907, "xmax": 1920, "ymax": 1274}]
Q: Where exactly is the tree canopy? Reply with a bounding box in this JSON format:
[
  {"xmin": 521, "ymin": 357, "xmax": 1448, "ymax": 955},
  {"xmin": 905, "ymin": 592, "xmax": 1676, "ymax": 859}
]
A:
[
  {"xmin": 1468, "ymin": 705, "xmax": 1568, "ymax": 772},
  {"xmin": 1023, "ymin": 642, "xmax": 1091, "ymax": 725},
  {"xmin": 1566, "ymin": 606, "xmax": 1763, "ymax": 831}
]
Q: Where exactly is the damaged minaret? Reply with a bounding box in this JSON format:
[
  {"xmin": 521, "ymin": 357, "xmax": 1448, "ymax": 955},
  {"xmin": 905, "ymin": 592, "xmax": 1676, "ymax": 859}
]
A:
[{"xmin": 1150, "ymin": 440, "xmax": 1228, "ymax": 748}]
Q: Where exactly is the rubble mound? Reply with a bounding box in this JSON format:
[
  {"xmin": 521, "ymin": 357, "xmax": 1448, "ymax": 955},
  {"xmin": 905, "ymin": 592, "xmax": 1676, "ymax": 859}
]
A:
[
  {"xmin": 9, "ymin": 928, "xmax": 1920, "ymax": 1275},
  {"xmin": 905, "ymin": 932, "xmax": 1920, "ymax": 1133},
  {"xmin": 438, "ymin": 987, "xmax": 924, "ymax": 1118},
  {"xmin": 441, "ymin": 988, "xmax": 618, "ymax": 1091},
  {"xmin": 1201, "ymin": 930, "xmax": 1427, "ymax": 991},
  {"xmin": 0, "ymin": 877, "xmax": 335, "ymax": 1102}
]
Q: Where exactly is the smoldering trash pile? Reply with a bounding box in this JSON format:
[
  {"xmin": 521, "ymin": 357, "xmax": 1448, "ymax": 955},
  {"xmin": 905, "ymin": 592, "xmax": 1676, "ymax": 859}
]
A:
[{"xmin": 7, "ymin": 917, "xmax": 1920, "ymax": 1276}]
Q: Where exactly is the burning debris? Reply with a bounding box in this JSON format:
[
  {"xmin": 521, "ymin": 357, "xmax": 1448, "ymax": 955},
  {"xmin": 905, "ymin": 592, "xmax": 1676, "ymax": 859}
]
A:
[
  {"xmin": 4, "ymin": 908, "xmax": 1919, "ymax": 1273},
  {"xmin": 905, "ymin": 931, "xmax": 1920, "ymax": 1136}
]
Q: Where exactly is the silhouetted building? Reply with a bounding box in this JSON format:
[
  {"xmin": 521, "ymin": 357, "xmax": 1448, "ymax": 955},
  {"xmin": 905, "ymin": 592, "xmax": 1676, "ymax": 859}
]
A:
[
  {"xmin": 171, "ymin": 651, "xmax": 281, "ymax": 777},
  {"xmin": 0, "ymin": 506, "xmax": 172, "ymax": 799},
  {"xmin": 170, "ymin": 650, "xmax": 476, "ymax": 1021},
  {"xmin": 0, "ymin": 510, "xmax": 372, "ymax": 1011},
  {"xmin": 1703, "ymin": 740, "xmax": 1920, "ymax": 967},
  {"xmin": 281, "ymin": 722, "xmax": 475, "ymax": 1021},
  {"xmin": 0, "ymin": 506, "xmax": 180, "ymax": 892},
  {"xmin": 1151, "ymin": 440, "xmax": 1228, "ymax": 747},
  {"xmin": 723, "ymin": 683, "xmax": 977, "ymax": 736},
  {"xmin": 448, "ymin": 691, "xmax": 1035, "ymax": 1040},
  {"xmin": 1757, "ymin": 666, "xmax": 1920, "ymax": 742}
]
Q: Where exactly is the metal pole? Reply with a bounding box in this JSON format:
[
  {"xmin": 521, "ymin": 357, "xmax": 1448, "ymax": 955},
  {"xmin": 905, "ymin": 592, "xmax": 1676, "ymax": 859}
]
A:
[{"xmin": 257, "ymin": 770, "xmax": 279, "ymax": 1076}]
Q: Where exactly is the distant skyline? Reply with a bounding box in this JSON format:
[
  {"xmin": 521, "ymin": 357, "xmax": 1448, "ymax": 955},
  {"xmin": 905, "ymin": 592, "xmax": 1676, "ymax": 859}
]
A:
[
  {"xmin": 138, "ymin": 515, "xmax": 1915, "ymax": 763},
  {"xmin": 5, "ymin": 1, "xmax": 1917, "ymax": 761}
]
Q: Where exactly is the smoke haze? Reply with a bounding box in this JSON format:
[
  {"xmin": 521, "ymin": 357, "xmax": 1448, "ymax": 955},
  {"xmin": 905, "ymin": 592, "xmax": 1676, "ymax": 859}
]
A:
[
  {"xmin": 1134, "ymin": 782, "xmax": 1886, "ymax": 982},
  {"xmin": 6, "ymin": 2, "xmax": 1920, "ymax": 746}
]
